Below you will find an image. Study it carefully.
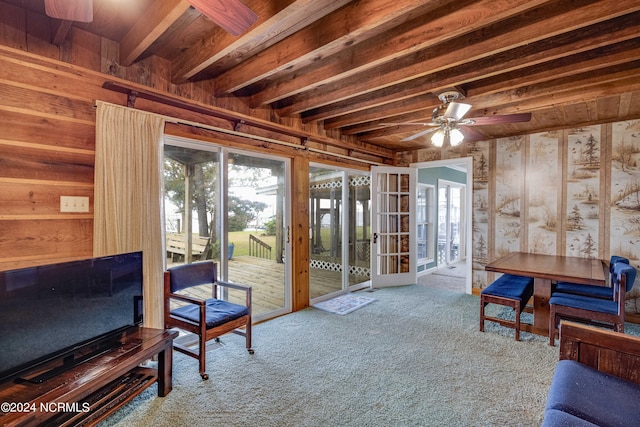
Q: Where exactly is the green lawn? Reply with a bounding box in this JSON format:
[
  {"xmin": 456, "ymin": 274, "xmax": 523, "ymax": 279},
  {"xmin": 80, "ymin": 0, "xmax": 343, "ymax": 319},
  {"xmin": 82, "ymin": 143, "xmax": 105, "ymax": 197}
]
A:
[{"xmin": 228, "ymin": 230, "xmax": 276, "ymax": 259}]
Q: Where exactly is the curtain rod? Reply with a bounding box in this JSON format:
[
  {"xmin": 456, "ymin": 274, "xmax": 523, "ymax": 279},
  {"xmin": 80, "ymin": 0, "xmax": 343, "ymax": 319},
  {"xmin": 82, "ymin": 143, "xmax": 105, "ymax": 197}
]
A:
[
  {"xmin": 99, "ymin": 82, "xmax": 392, "ymax": 165},
  {"xmin": 166, "ymin": 113, "xmax": 384, "ymax": 166},
  {"xmin": 96, "ymin": 101, "xmax": 383, "ymax": 166}
]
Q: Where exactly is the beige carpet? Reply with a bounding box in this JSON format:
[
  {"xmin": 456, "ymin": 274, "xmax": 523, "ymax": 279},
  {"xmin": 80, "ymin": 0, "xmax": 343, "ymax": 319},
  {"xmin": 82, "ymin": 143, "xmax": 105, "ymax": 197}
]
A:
[
  {"xmin": 419, "ymin": 264, "xmax": 466, "ymax": 293},
  {"xmin": 101, "ymin": 284, "xmax": 557, "ymax": 427}
]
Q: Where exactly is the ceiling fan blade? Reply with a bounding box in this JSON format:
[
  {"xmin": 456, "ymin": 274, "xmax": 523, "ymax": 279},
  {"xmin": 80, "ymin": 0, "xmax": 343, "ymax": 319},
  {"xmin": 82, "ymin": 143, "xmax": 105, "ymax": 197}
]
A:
[
  {"xmin": 443, "ymin": 102, "xmax": 472, "ymax": 120},
  {"xmin": 402, "ymin": 127, "xmax": 438, "ymax": 142},
  {"xmin": 186, "ymin": 0, "xmax": 258, "ymax": 36},
  {"xmin": 45, "ymin": 0, "xmax": 93, "ymax": 22},
  {"xmin": 381, "ymin": 122, "xmax": 437, "ymax": 126},
  {"xmin": 459, "ymin": 126, "xmax": 486, "ymax": 142},
  {"xmin": 466, "ymin": 112, "xmax": 532, "ymax": 125}
]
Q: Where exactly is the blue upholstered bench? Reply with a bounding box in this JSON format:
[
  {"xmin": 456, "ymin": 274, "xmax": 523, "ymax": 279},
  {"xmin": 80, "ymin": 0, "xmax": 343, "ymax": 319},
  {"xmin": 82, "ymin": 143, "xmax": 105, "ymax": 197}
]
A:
[{"xmin": 479, "ymin": 274, "xmax": 534, "ymax": 341}]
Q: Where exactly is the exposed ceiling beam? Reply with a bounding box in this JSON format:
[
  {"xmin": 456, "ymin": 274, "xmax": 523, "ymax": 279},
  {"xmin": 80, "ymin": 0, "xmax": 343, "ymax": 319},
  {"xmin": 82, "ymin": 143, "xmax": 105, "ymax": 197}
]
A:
[
  {"xmin": 212, "ymin": 0, "xmax": 447, "ymax": 96},
  {"xmin": 273, "ymin": 0, "xmax": 640, "ymax": 118},
  {"xmin": 170, "ymin": 0, "xmax": 343, "ymax": 83},
  {"xmin": 119, "ymin": 0, "xmax": 189, "ymax": 66},
  {"xmin": 250, "ymin": 0, "xmax": 555, "ymax": 109}
]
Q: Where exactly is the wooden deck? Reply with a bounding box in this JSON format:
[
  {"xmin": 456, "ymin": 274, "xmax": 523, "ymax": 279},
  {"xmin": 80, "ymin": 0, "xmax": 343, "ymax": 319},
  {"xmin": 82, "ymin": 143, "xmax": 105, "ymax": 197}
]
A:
[{"xmin": 169, "ymin": 256, "xmax": 362, "ymax": 317}]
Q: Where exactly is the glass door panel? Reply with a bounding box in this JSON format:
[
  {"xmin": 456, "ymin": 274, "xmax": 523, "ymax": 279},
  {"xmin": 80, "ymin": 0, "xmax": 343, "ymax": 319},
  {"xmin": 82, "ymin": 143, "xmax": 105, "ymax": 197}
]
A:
[
  {"xmin": 309, "ymin": 167, "xmax": 370, "ymax": 301},
  {"xmin": 309, "ymin": 167, "xmax": 343, "ymax": 299},
  {"xmin": 348, "ymin": 174, "xmax": 371, "ymax": 286},
  {"xmin": 226, "ymin": 152, "xmax": 288, "ymax": 320},
  {"xmin": 164, "ymin": 145, "xmax": 220, "ymax": 267},
  {"xmin": 438, "ymin": 182, "xmax": 464, "ymax": 266}
]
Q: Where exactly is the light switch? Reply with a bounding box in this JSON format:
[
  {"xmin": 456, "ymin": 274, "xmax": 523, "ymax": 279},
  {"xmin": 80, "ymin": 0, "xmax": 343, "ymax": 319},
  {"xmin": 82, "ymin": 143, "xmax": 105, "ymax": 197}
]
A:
[{"xmin": 60, "ymin": 196, "xmax": 89, "ymax": 213}]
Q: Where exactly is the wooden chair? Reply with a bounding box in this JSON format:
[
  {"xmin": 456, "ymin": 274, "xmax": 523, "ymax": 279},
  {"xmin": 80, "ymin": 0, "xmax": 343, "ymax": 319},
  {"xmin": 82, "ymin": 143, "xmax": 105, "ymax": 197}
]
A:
[
  {"xmin": 549, "ymin": 262, "xmax": 637, "ymax": 346},
  {"xmin": 164, "ymin": 261, "xmax": 253, "ymax": 379},
  {"xmin": 553, "ymin": 255, "xmax": 629, "ymax": 299}
]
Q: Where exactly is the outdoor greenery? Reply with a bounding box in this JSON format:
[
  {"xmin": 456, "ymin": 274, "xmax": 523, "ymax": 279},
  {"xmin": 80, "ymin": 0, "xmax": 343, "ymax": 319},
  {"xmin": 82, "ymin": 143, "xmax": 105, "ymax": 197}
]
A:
[
  {"xmin": 227, "ymin": 231, "xmax": 276, "ymax": 259},
  {"xmin": 164, "ymin": 157, "xmax": 270, "ymax": 239}
]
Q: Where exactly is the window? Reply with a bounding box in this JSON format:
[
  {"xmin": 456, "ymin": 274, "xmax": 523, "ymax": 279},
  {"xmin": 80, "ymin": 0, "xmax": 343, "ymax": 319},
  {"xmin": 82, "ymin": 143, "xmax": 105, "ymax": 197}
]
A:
[{"xmin": 417, "ymin": 184, "xmax": 435, "ymax": 264}]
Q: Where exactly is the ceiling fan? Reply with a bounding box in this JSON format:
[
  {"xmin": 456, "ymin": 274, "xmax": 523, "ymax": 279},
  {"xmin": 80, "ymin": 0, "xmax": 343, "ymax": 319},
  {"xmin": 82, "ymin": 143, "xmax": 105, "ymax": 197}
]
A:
[
  {"xmin": 44, "ymin": 0, "xmax": 258, "ymax": 35},
  {"xmin": 383, "ymin": 91, "xmax": 532, "ymax": 147}
]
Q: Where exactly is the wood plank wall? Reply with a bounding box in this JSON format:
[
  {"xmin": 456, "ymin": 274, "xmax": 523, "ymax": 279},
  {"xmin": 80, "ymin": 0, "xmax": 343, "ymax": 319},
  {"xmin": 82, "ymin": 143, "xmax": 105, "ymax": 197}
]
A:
[{"xmin": 0, "ymin": 1, "xmax": 371, "ymax": 305}]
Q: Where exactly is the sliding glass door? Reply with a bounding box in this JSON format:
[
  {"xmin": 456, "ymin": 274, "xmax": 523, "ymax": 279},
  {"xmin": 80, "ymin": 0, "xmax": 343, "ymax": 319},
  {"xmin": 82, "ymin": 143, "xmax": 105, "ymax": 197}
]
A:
[
  {"xmin": 225, "ymin": 151, "xmax": 289, "ymax": 320},
  {"xmin": 163, "ymin": 137, "xmax": 290, "ymax": 322},
  {"xmin": 309, "ymin": 165, "xmax": 370, "ymax": 302}
]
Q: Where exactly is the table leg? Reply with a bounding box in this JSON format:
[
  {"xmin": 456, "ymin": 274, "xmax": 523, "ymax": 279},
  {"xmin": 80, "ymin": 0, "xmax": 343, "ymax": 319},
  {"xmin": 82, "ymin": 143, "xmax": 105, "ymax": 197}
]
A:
[
  {"xmin": 533, "ymin": 277, "xmax": 551, "ymax": 333},
  {"xmin": 157, "ymin": 346, "xmax": 173, "ymax": 397}
]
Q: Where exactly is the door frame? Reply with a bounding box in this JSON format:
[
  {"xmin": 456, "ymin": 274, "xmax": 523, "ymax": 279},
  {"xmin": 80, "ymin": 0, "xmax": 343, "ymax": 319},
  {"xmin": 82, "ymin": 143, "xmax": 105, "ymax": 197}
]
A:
[{"xmin": 411, "ymin": 157, "xmax": 473, "ymax": 294}]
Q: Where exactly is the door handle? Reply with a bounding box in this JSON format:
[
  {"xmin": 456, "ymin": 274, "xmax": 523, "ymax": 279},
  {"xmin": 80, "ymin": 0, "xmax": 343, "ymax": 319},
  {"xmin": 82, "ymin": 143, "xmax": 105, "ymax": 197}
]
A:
[{"xmin": 373, "ymin": 232, "xmax": 378, "ymax": 244}]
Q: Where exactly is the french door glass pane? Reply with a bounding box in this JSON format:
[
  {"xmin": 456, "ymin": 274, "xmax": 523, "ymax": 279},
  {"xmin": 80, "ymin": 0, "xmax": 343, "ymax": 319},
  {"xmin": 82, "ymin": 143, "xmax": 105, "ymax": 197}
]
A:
[{"xmin": 376, "ymin": 172, "xmax": 411, "ymax": 276}]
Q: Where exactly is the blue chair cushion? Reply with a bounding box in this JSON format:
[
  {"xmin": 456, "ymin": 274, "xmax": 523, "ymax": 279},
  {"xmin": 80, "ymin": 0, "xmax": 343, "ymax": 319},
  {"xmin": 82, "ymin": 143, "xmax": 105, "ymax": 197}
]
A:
[
  {"xmin": 171, "ymin": 298, "xmax": 249, "ymax": 328},
  {"xmin": 553, "ymin": 282, "xmax": 613, "ymax": 299},
  {"xmin": 546, "ymin": 360, "xmax": 640, "ymax": 427},
  {"xmin": 549, "ymin": 293, "xmax": 618, "ymax": 314},
  {"xmin": 553, "ymin": 256, "xmax": 629, "ymax": 299},
  {"xmin": 481, "ymin": 274, "xmax": 534, "ymax": 303}
]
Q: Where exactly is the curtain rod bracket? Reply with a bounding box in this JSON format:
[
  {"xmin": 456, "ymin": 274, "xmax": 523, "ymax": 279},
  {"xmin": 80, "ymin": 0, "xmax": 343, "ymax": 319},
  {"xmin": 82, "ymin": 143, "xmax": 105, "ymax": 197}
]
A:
[{"xmin": 127, "ymin": 91, "xmax": 138, "ymax": 108}]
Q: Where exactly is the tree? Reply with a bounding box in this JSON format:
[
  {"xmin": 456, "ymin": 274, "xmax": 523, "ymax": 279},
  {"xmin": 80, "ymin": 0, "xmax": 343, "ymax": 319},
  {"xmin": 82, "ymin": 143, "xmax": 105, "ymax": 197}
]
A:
[
  {"xmin": 567, "ymin": 204, "xmax": 584, "ymax": 230},
  {"xmin": 164, "ymin": 158, "xmax": 218, "ymax": 239},
  {"xmin": 581, "ymin": 233, "xmax": 596, "ymax": 258},
  {"xmin": 228, "ymin": 196, "xmax": 267, "ymax": 231},
  {"xmin": 583, "ymin": 133, "xmax": 599, "ymax": 166}
]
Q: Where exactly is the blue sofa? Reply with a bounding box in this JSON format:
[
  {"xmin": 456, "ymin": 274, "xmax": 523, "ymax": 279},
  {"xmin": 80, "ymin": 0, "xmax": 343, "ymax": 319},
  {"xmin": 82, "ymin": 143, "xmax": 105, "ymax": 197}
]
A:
[{"xmin": 542, "ymin": 321, "xmax": 640, "ymax": 426}]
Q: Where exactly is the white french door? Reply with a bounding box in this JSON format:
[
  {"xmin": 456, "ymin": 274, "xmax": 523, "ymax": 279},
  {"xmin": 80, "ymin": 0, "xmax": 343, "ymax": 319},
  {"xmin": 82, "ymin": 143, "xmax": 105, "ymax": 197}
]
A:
[{"xmin": 371, "ymin": 166, "xmax": 417, "ymax": 287}]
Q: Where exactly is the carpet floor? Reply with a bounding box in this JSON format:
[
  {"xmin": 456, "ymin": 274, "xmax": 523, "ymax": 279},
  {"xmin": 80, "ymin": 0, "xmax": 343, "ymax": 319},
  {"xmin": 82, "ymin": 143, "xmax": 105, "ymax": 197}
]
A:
[{"xmin": 101, "ymin": 284, "xmax": 559, "ymax": 427}]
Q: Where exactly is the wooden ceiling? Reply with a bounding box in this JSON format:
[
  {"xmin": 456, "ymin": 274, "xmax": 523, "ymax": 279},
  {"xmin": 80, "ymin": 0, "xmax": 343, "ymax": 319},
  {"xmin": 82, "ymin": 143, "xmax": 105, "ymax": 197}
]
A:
[{"xmin": 11, "ymin": 0, "xmax": 640, "ymax": 152}]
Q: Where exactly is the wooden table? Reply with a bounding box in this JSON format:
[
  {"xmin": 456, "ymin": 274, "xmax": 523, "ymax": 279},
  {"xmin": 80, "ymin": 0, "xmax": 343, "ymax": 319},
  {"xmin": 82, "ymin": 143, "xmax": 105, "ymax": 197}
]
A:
[{"xmin": 485, "ymin": 252, "xmax": 606, "ymax": 335}]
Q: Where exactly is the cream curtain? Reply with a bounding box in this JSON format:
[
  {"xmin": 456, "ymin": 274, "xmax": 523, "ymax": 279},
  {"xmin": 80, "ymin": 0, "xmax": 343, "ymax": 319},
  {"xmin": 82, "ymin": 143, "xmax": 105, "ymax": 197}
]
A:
[{"xmin": 94, "ymin": 101, "xmax": 166, "ymax": 329}]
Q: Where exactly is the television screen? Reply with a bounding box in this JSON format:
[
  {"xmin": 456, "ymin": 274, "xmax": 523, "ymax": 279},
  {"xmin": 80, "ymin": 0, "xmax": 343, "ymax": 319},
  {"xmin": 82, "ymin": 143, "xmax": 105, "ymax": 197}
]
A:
[{"xmin": 0, "ymin": 251, "xmax": 143, "ymax": 382}]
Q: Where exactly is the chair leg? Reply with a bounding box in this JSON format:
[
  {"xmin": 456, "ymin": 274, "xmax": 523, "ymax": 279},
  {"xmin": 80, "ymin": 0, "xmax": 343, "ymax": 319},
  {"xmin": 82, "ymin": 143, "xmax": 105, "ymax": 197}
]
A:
[
  {"xmin": 479, "ymin": 298, "xmax": 485, "ymax": 332},
  {"xmin": 246, "ymin": 323, "xmax": 254, "ymax": 354},
  {"xmin": 199, "ymin": 335, "xmax": 208, "ymax": 380},
  {"xmin": 514, "ymin": 302, "xmax": 521, "ymax": 341},
  {"xmin": 549, "ymin": 309, "xmax": 556, "ymax": 346}
]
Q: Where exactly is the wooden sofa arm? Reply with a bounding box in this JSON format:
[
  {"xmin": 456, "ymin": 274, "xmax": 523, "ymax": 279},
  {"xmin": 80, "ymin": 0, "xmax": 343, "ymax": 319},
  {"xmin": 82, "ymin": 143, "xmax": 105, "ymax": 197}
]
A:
[{"xmin": 559, "ymin": 321, "xmax": 640, "ymax": 385}]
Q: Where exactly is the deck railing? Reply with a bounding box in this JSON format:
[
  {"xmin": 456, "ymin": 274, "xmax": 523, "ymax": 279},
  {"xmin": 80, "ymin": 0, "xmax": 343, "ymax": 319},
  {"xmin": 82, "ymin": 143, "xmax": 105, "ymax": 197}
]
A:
[{"xmin": 249, "ymin": 234, "xmax": 272, "ymax": 260}]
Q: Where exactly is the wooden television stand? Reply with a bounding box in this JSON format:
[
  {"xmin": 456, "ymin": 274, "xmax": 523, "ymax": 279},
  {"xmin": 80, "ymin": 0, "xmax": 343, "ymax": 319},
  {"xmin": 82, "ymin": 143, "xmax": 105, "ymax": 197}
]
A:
[{"xmin": 0, "ymin": 326, "xmax": 178, "ymax": 427}]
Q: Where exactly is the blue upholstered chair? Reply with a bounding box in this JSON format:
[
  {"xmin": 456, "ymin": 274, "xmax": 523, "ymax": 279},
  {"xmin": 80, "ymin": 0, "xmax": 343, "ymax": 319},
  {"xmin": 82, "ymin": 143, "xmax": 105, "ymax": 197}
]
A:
[
  {"xmin": 553, "ymin": 255, "xmax": 629, "ymax": 300},
  {"xmin": 549, "ymin": 262, "xmax": 637, "ymax": 346},
  {"xmin": 164, "ymin": 261, "xmax": 253, "ymax": 379}
]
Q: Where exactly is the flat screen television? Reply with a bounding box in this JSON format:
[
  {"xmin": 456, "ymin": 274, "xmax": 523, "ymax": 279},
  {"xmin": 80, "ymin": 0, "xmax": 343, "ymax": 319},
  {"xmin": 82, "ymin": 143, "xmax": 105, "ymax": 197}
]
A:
[{"xmin": 0, "ymin": 251, "xmax": 144, "ymax": 383}]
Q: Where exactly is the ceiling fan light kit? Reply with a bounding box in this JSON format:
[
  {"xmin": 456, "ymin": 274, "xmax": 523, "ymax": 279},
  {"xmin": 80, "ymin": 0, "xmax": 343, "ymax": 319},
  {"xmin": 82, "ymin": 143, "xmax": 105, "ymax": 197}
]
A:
[
  {"xmin": 431, "ymin": 127, "xmax": 464, "ymax": 148},
  {"xmin": 387, "ymin": 90, "xmax": 532, "ymax": 146}
]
